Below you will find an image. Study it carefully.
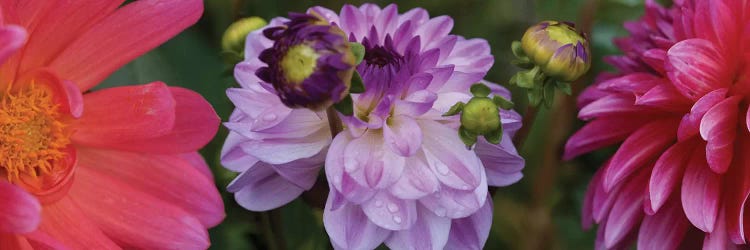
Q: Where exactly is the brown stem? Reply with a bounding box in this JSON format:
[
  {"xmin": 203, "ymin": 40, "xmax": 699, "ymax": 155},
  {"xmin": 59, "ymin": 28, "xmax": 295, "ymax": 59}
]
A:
[
  {"xmin": 512, "ymin": 105, "xmax": 540, "ymax": 149},
  {"xmin": 301, "ymin": 107, "xmax": 344, "ymax": 209}
]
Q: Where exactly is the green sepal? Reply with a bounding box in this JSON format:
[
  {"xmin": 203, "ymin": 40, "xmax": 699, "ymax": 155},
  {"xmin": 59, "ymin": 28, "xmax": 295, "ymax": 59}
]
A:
[
  {"xmin": 528, "ymin": 85, "xmax": 544, "ymax": 107},
  {"xmin": 556, "ymin": 81, "xmax": 572, "ymax": 95},
  {"xmin": 511, "ymin": 59, "xmax": 535, "ymax": 69},
  {"xmin": 350, "ymin": 71, "xmax": 365, "ymax": 93},
  {"xmin": 333, "ymin": 95, "xmax": 354, "ymax": 116},
  {"xmin": 543, "ymin": 79, "xmax": 556, "ymax": 107},
  {"xmin": 350, "ymin": 42, "xmax": 366, "ymax": 65},
  {"xmin": 514, "ymin": 66, "xmax": 543, "ymax": 89},
  {"xmin": 443, "ymin": 102, "xmax": 465, "ymax": 116},
  {"xmin": 470, "ymin": 83, "xmax": 491, "ymax": 97},
  {"xmin": 459, "ymin": 126, "xmax": 478, "ymax": 148},
  {"xmin": 493, "ymin": 96, "xmax": 514, "ymax": 110},
  {"xmin": 511, "ymin": 41, "xmax": 526, "ymax": 59},
  {"xmin": 484, "ymin": 126, "xmax": 503, "ymax": 145},
  {"xmin": 221, "ymin": 50, "xmax": 244, "ymax": 66}
]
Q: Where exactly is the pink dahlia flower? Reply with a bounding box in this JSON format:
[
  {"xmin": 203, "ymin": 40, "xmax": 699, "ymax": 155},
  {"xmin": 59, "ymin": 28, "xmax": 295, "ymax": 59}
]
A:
[
  {"xmin": 566, "ymin": 0, "xmax": 750, "ymax": 249},
  {"xmin": 0, "ymin": 0, "xmax": 224, "ymax": 249},
  {"xmin": 223, "ymin": 3, "xmax": 525, "ymax": 249}
]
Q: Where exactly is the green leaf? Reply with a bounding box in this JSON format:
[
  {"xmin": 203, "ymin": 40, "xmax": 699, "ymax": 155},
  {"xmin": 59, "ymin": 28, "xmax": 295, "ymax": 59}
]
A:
[
  {"xmin": 470, "ymin": 83, "xmax": 491, "ymax": 97},
  {"xmin": 511, "ymin": 41, "xmax": 526, "ymax": 58},
  {"xmin": 493, "ymin": 96, "xmax": 514, "ymax": 110},
  {"xmin": 484, "ymin": 126, "xmax": 503, "ymax": 144},
  {"xmin": 556, "ymin": 81, "xmax": 572, "ymax": 95},
  {"xmin": 443, "ymin": 102, "xmax": 465, "ymax": 116},
  {"xmin": 350, "ymin": 42, "xmax": 366, "ymax": 65},
  {"xmin": 459, "ymin": 126, "xmax": 478, "ymax": 148},
  {"xmin": 543, "ymin": 80, "xmax": 556, "ymax": 107},
  {"xmin": 528, "ymin": 86, "xmax": 544, "ymax": 107},
  {"xmin": 333, "ymin": 95, "xmax": 354, "ymax": 116},
  {"xmin": 349, "ymin": 71, "xmax": 365, "ymax": 93},
  {"xmin": 514, "ymin": 66, "xmax": 542, "ymax": 89}
]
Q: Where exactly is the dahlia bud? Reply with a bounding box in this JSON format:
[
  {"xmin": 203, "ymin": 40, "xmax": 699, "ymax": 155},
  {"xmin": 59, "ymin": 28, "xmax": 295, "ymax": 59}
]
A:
[
  {"xmin": 444, "ymin": 84, "xmax": 513, "ymax": 147},
  {"xmin": 256, "ymin": 11, "xmax": 356, "ymax": 110},
  {"xmin": 222, "ymin": 17, "xmax": 267, "ymax": 54},
  {"xmin": 521, "ymin": 21, "xmax": 590, "ymax": 82}
]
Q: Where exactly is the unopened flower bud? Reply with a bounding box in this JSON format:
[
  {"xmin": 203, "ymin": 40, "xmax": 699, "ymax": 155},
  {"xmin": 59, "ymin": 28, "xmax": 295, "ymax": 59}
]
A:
[
  {"xmin": 222, "ymin": 17, "xmax": 267, "ymax": 54},
  {"xmin": 521, "ymin": 21, "xmax": 590, "ymax": 82},
  {"xmin": 256, "ymin": 11, "xmax": 356, "ymax": 110}
]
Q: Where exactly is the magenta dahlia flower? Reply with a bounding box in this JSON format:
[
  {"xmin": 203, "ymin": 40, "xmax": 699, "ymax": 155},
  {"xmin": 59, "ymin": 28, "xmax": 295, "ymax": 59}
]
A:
[
  {"xmin": 565, "ymin": 0, "xmax": 750, "ymax": 249},
  {"xmin": 223, "ymin": 3, "xmax": 525, "ymax": 249}
]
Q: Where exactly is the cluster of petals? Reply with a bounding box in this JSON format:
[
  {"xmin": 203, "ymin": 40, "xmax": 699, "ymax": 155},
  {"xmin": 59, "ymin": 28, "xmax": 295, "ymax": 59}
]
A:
[
  {"xmin": 565, "ymin": 0, "xmax": 750, "ymax": 249},
  {"xmin": 0, "ymin": 0, "xmax": 224, "ymax": 249},
  {"xmin": 223, "ymin": 3, "xmax": 525, "ymax": 249}
]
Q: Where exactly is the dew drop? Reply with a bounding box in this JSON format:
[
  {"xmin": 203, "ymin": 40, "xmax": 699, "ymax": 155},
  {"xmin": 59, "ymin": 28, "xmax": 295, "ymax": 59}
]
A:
[
  {"xmin": 461, "ymin": 185, "xmax": 471, "ymax": 190},
  {"xmin": 374, "ymin": 200, "xmax": 384, "ymax": 207},
  {"xmin": 393, "ymin": 216, "xmax": 402, "ymax": 224},
  {"xmin": 387, "ymin": 203, "xmax": 399, "ymax": 213},
  {"xmin": 435, "ymin": 162, "xmax": 450, "ymax": 176},
  {"xmin": 262, "ymin": 113, "xmax": 277, "ymax": 121},
  {"xmin": 434, "ymin": 206, "xmax": 447, "ymax": 217}
]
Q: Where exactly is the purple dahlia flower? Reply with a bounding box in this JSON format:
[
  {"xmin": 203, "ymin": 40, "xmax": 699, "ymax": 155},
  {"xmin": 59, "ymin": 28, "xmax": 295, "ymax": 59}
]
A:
[{"xmin": 222, "ymin": 4, "xmax": 525, "ymax": 249}]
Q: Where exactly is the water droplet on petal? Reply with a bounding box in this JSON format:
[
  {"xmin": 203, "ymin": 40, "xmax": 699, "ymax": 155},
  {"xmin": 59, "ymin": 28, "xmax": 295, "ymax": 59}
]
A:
[
  {"xmin": 435, "ymin": 162, "xmax": 451, "ymax": 176},
  {"xmin": 374, "ymin": 200, "xmax": 384, "ymax": 207},
  {"xmin": 435, "ymin": 206, "xmax": 447, "ymax": 217},
  {"xmin": 393, "ymin": 216, "xmax": 402, "ymax": 224},
  {"xmin": 387, "ymin": 203, "xmax": 399, "ymax": 213},
  {"xmin": 461, "ymin": 185, "xmax": 471, "ymax": 190},
  {"xmin": 262, "ymin": 113, "xmax": 277, "ymax": 121}
]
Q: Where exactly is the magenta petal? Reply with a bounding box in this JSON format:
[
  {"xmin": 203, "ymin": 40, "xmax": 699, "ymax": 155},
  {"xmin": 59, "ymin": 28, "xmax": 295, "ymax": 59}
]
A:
[
  {"xmin": 638, "ymin": 195, "xmax": 690, "ymax": 250},
  {"xmin": 677, "ymin": 88, "xmax": 728, "ymax": 140},
  {"xmin": 383, "ymin": 115, "xmax": 423, "ymax": 157},
  {"xmin": 648, "ymin": 139, "xmax": 696, "ymax": 213},
  {"xmin": 703, "ymin": 209, "xmax": 738, "ymax": 250},
  {"xmin": 385, "ymin": 205, "xmax": 451, "ymax": 250},
  {"xmin": 699, "ymin": 96, "xmax": 741, "ymax": 174},
  {"xmin": 604, "ymin": 172, "xmax": 647, "ymax": 248},
  {"xmin": 563, "ymin": 115, "xmax": 650, "ymax": 160},
  {"xmin": 362, "ymin": 192, "xmax": 418, "ymax": 230},
  {"xmin": 666, "ymin": 38, "xmax": 729, "ymax": 100},
  {"xmin": 324, "ymin": 191, "xmax": 390, "ymax": 249},
  {"xmin": 0, "ymin": 181, "xmax": 41, "ymax": 233},
  {"xmin": 681, "ymin": 149, "xmax": 721, "ymax": 233},
  {"xmin": 604, "ymin": 119, "xmax": 678, "ymax": 191},
  {"xmin": 444, "ymin": 196, "xmax": 492, "ymax": 250},
  {"xmin": 596, "ymin": 73, "xmax": 661, "ymax": 95},
  {"xmin": 0, "ymin": 25, "xmax": 26, "ymax": 65},
  {"xmin": 578, "ymin": 94, "xmax": 648, "ymax": 120},
  {"xmin": 635, "ymin": 84, "xmax": 692, "ymax": 112}
]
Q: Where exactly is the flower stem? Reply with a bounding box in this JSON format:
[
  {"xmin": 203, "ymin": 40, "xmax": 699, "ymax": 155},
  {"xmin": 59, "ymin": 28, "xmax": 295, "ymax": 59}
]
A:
[
  {"xmin": 301, "ymin": 107, "xmax": 344, "ymax": 209},
  {"xmin": 326, "ymin": 106, "xmax": 344, "ymax": 136},
  {"xmin": 512, "ymin": 105, "xmax": 539, "ymax": 149}
]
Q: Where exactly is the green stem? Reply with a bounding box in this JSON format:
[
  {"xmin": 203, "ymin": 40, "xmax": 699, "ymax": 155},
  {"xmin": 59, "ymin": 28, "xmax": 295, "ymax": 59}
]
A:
[{"xmin": 512, "ymin": 105, "xmax": 539, "ymax": 149}]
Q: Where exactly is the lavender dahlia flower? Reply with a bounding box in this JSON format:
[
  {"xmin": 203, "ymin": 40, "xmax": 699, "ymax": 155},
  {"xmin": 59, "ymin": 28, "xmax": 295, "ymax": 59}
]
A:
[{"xmin": 222, "ymin": 4, "xmax": 525, "ymax": 249}]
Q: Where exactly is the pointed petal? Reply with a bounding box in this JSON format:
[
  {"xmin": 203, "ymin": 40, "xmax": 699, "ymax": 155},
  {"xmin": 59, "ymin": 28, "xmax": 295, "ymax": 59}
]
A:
[
  {"xmin": 699, "ymin": 96, "xmax": 741, "ymax": 173},
  {"xmin": 604, "ymin": 172, "xmax": 647, "ymax": 248},
  {"xmin": 638, "ymin": 195, "xmax": 690, "ymax": 250},
  {"xmin": 385, "ymin": 205, "xmax": 450, "ymax": 250},
  {"xmin": 362, "ymin": 192, "xmax": 418, "ymax": 230},
  {"xmin": 677, "ymin": 88, "xmax": 728, "ymax": 140},
  {"xmin": 666, "ymin": 39, "xmax": 730, "ymax": 100},
  {"xmin": 474, "ymin": 136, "xmax": 524, "ymax": 186},
  {"xmin": 0, "ymin": 181, "xmax": 40, "ymax": 233},
  {"xmin": 681, "ymin": 148, "xmax": 721, "ymax": 233},
  {"xmin": 383, "ymin": 115, "xmax": 423, "ymax": 157},
  {"xmin": 648, "ymin": 139, "xmax": 696, "ymax": 213},
  {"xmin": 38, "ymin": 197, "xmax": 119, "ymax": 249},
  {"xmin": 444, "ymin": 196, "xmax": 492, "ymax": 250},
  {"xmin": 324, "ymin": 190, "xmax": 389, "ymax": 250},
  {"xmin": 564, "ymin": 115, "xmax": 651, "ymax": 160},
  {"xmin": 420, "ymin": 120, "xmax": 482, "ymax": 190}
]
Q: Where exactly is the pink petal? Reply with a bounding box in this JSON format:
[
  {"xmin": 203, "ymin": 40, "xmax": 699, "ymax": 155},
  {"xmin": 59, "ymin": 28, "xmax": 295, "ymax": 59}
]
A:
[
  {"xmin": 604, "ymin": 171, "xmax": 647, "ymax": 248},
  {"xmin": 419, "ymin": 171, "xmax": 488, "ymax": 219},
  {"xmin": 383, "ymin": 115, "xmax": 422, "ymax": 157},
  {"xmin": 38, "ymin": 197, "xmax": 119, "ymax": 249},
  {"xmin": 700, "ymin": 95, "xmax": 741, "ymax": 173},
  {"xmin": 362, "ymin": 192, "xmax": 418, "ymax": 230},
  {"xmin": 637, "ymin": 195, "xmax": 690, "ymax": 250},
  {"xmin": 385, "ymin": 205, "xmax": 451, "ymax": 250},
  {"xmin": 641, "ymin": 49, "xmax": 667, "ymax": 74},
  {"xmin": 0, "ymin": 181, "xmax": 40, "ymax": 233},
  {"xmin": 344, "ymin": 131, "xmax": 405, "ymax": 189},
  {"xmin": 564, "ymin": 115, "xmax": 651, "ymax": 160},
  {"xmin": 420, "ymin": 120, "xmax": 482, "ymax": 191},
  {"xmin": 579, "ymin": 94, "xmax": 654, "ymax": 120},
  {"xmin": 444, "ymin": 196, "xmax": 492, "ymax": 250},
  {"xmin": 69, "ymin": 167, "xmax": 210, "ymax": 249},
  {"xmin": 389, "ymin": 154, "xmax": 440, "ymax": 200},
  {"xmin": 604, "ymin": 119, "xmax": 678, "ymax": 191},
  {"xmin": 677, "ymin": 88, "xmax": 729, "ymax": 140},
  {"xmin": 596, "ymin": 73, "xmax": 661, "ymax": 96},
  {"xmin": 323, "ymin": 190, "xmax": 389, "ymax": 250},
  {"xmin": 648, "ymin": 139, "xmax": 696, "ymax": 213},
  {"xmin": 582, "ymin": 165, "xmax": 604, "ymax": 230},
  {"xmin": 0, "ymin": 25, "xmax": 25, "ymax": 65},
  {"xmin": 326, "ymin": 133, "xmax": 377, "ymax": 204},
  {"xmin": 50, "ymin": 0, "xmax": 203, "ymax": 91},
  {"xmin": 703, "ymin": 209, "xmax": 740, "ymax": 250},
  {"xmin": 77, "ymin": 148, "xmax": 224, "ymax": 227},
  {"xmin": 72, "ymin": 82, "xmax": 176, "ymax": 147},
  {"xmin": 635, "ymin": 84, "xmax": 692, "ymax": 112},
  {"xmin": 681, "ymin": 148, "xmax": 721, "ymax": 233},
  {"xmin": 666, "ymin": 39, "xmax": 730, "ymax": 100},
  {"xmin": 724, "ymin": 131, "xmax": 750, "ymax": 244},
  {"xmin": 339, "ymin": 5, "xmax": 366, "ymax": 41}
]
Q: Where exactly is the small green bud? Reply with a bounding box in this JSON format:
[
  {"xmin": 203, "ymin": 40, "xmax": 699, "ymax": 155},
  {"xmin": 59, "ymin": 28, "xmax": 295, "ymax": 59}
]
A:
[
  {"xmin": 222, "ymin": 17, "xmax": 267, "ymax": 54},
  {"xmin": 520, "ymin": 21, "xmax": 591, "ymax": 82},
  {"xmin": 461, "ymin": 98, "xmax": 501, "ymax": 135}
]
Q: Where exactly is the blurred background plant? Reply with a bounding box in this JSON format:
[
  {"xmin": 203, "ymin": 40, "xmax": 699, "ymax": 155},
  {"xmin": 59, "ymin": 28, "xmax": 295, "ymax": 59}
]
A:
[{"xmin": 100, "ymin": 0, "xmax": 668, "ymax": 249}]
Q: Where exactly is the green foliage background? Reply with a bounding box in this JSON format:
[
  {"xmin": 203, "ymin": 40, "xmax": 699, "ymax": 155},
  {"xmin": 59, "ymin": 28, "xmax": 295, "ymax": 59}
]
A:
[{"xmin": 101, "ymin": 0, "xmax": 667, "ymax": 249}]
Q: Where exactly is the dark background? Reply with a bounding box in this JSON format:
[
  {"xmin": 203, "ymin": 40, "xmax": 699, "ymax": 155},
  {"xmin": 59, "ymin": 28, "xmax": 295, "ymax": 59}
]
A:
[{"xmin": 101, "ymin": 0, "xmax": 665, "ymax": 249}]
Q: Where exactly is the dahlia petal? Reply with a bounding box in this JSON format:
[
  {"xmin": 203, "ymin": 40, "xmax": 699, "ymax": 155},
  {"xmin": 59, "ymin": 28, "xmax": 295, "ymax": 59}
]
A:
[
  {"xmin": 692, "ymin": 0, "xmax": 738, "ymax": 48},
  {"xmin": 681, "ymin": 149, "xmax": 721, "ymax": 233},
  {"xmin": 49, "ymin": 0, "xmax": 203, "ymax": 91},
  {"xmin": 579, "ymin": 94, "xmax": 650, "ymax": 120},
  {"xmin": 635, "ymin": 84, "xmax": 692, "ymax": 112},
  {"xmin": 270, "ymin": 152, "xmax": 325, "ymax": 190},
  {"xmin": 220, "ymin": 132, "xmax": 260, "ymax": 172},
  {"xmin": 666, "ymin": 39, "xmax": 729, "ymax": 100},
  {"xmin": 444, "ymin": 196, "xmax": 492, "ymax": 250},
  {"xmin": 604, "ymin": 172, "xmax": 647, "ymax": 248},
  {"xmin": 389, "ymin": 154, "xmax": 440, "ymax": 200},
  {"xmin": 383, "ymin": 115, "xmax": 422, "ymax": 157},
  {"xmin": 385, "ymin": 205, "xmax": 451, "ymax": 250},
  {"xmin": 420, "ymin": 120, "xmax": 482, "ymax": 190},
  {"xmin": 724, "ymin": 131, "xmax": 750, "ymax": 244},
  {"xmin": 593, "ymin": 162, "xmax": 624, "ymax": 223},
  {"xmin": 340, "ymin": 5, "xmax": 366, "ymax": 41},
  {"xmin": 648, "ymin": 139, "xmax": 696, "ymax": 213},
  {"xmin": 77, "ymin": 148, "xmax": 225, "ymax": 227},
  {"xmin": 235, "ymin": 127, "xmax": 330, "ymax": 165},
  {"xmin": 596, "ymin": 73, "xmax": 661, "ymax": 95},
  {"xmin": 577, "ymin": 82, "xmax": 611, "ymax": 108},
  {"xmin": 563, "ymin": 115, "xmax": 650, "ymax": 160},
  {"xmin": 70, "ymin": 167, "xmax": 210, "ymax": 249},
  {"xmin": 637, "ymin": 196, "xmax": 690, "ymax": 250},
  {"xmin": 699, "ymin": 95, "xmax": 741, "ymax": 173},
  {"xmin": 641, "ymin": 49, "xmax": 667, "ymax": 74},
  {"xmin": 344, "ymin": 131, "xmax": 405, "ymax": 189},
  {"xmin": 228, "ymin": 162, "xmax": 305, "ymax": 211},
  {"xmin": 24, "ymin": 230, "xmax": 68, "ymax": 250},
  {"xmin": 394, "ymin": 89, "xmax": 437, "ymax": 117},
  {"xmin": 0, "ymin": 25, "xmax": 25, "ymax": 65},
  {"xmin": 225, "ymin": 87, "xmax": 289, "ymax": 123},
  {"xmin": 324, "ymin": 191, "xmax": 389, "ymax": 250},
  {"xmin": 416, "ymin": 16, "xmax": 453, "ymax": 50},
  {"xmin": 180, "ymin": 152, "xmax": 214, "ymax": 180},
  {"xmin": 87, "ymin": 87, "xmax": 220, "ymax": 154},
  {"xmin": 18, "ymin": 0, "xmax": 123, "ymax": 73},
  {"xmin": 419, "ymin": 171, "xmax": 488, "ymax": 219},
  {"xmin": 603, "ymin": 119, "xmax": 678, "ymax": 191},
  {"xmin": 0, "ymin": 181, "xmax": 40, "ymax": 233},
  {"xmin": 38, "ymin": 197, "xmax": 119, "ymax": 249},
  {"xmin": 373, "ymin": 4, "xmax": 398, "ymax": 37},
  {"xmin": 72, "ymin": 82, "xmax": 177, "ymax": 148},
  {"xmin": 474, "ymin": 136, "xmax": 524, "ymax": 187},
  {"xmin": 582, "ymin": 164, "xmax": 604, "ymax": 229},
  {"xmin": 704, "ymin": 209, "xmax": 739, "ymax": 250},
  {"xmin": 0, "ymin": 234, "xmax": 31, "ymax": 250},
  {"xmin": 362, "ymin": 192, "xmax": 418, "ymax": 230},
  {"xmin": 677, "ymin": 88, "xmax": 728, "ymax": 140},
  {"xmin": 326, "ymin": 133, "xmax": 377, "ymax": 203}
]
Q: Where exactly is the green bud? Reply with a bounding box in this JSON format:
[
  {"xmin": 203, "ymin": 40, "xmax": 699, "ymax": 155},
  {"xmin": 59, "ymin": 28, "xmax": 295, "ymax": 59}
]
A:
[
  {"xmin": 520, "ymin": 21, "xmax": 591, "ymax": 82},
  {"xmin": 461, "ymin": 98, "xmax": 501, "ymax": 135},
  {"xmin": 222, "ymin": 17, "xmax": 267, "ymax": 54}
]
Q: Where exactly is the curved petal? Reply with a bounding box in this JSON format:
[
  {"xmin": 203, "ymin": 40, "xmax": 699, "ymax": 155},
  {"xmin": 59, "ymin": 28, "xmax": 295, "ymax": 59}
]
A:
[
  {"xmin": 0, "ymin": 25, "xmax": 25, "ymax": 65},
  {"xmin": 389, "ymin": 154, "xmax": 440, "ymax": 200},
  {"xmin": 638, "ymin": 195, "xmax": 690, "ymax": 250},
  {"xmin": 326, "ymin": 133, "xmax": 377, "ymax": 204},
  {"xmin": 563, "ymin": 115, "xmax": 650, "ymax": 160},
  {"xmin": 323, "ymin": 190, "xmax": 389, "ymax": 250},
  {"xmin": 0, "ymin": 181, "xmax": 40, "ymax": 233},
  {"xmin": 648, "ymin": 139, "xmax": 696, "ymax": 213},
  {"xmin": 77, "ymin": 148, "xmax": 225, "ymax": 227},
  {"xmin": 228, "ymin": 162, "xmax": 305, "ymax": 212},
  {"xmin": 604, "ymin": 172, "xmax": 647, "ymax": 248},
  {"xmin": 344, "ymin": 131, "xmax": 405, "ymax": 189},
  {"xmin": 444, "ymin": 196, "xmax": 492, "ymax": 250},
  {"xmin": 69, "ymin": 167, "xmax": 210, "ymax": 250},
  {"xmin": 419, "ymin": 171, "xmax": 488, "ymax": 219},
  {"xmin": 699, "ymin": 95, "xmax": 741, "ymax": 174},
  {"xmin": 677, "ymin": 88, "xmax": 728, "ymax": 140},
  {"xmin": 474, "ymin": 136, "xmax": 524, "ymax": 187},
  {"xmin": 383, "ymin": 115, "xmax": 422, "ymax": 157},
  {"xmin": 420, "ymin": 120, "xmax": 482, "ymax": 191},
  {"xmin": 385, "ymin": 205, "xmax": 451, "ymax": 250},
  {"xmin": 37, "ymin": 197, "xmax": 119, "ymax": 249},
  {"xmin": 220, "ymin": 131, "xmax": 260, "ymax": 173},
  {"xmin": 666, "ymin": 39, "xmax": 730, "ymax": 100},
  {"xmin": 681, "ymin": 148, "xmax": 721, "ymax": 233},
  {"xmin": 362, "ymin": 192, "xmax": 418, "ymax": 230}
]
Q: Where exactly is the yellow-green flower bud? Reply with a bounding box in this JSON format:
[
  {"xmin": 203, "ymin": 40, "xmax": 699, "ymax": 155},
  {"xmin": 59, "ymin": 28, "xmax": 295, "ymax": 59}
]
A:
[
  {"xmin": 461, "ymin": 97, "xmax": 501, "ymax": 135},
  {"xmin": 521, "ymin": 21, "xmax": 590, "ymax": 82},
  {"xmin": 222, "ymin": 17, "xmax": 268, "ymax": 53}
]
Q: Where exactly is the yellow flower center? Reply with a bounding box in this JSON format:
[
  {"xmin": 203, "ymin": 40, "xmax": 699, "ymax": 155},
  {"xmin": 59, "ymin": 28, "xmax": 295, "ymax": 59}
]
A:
[
  {"xmin": 280, "ymin": 44, "xmax": 319, "ymax": 84},
  {"xmin": 0, "ymin": 83, "xmax": 70, "ymax": 184}
]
